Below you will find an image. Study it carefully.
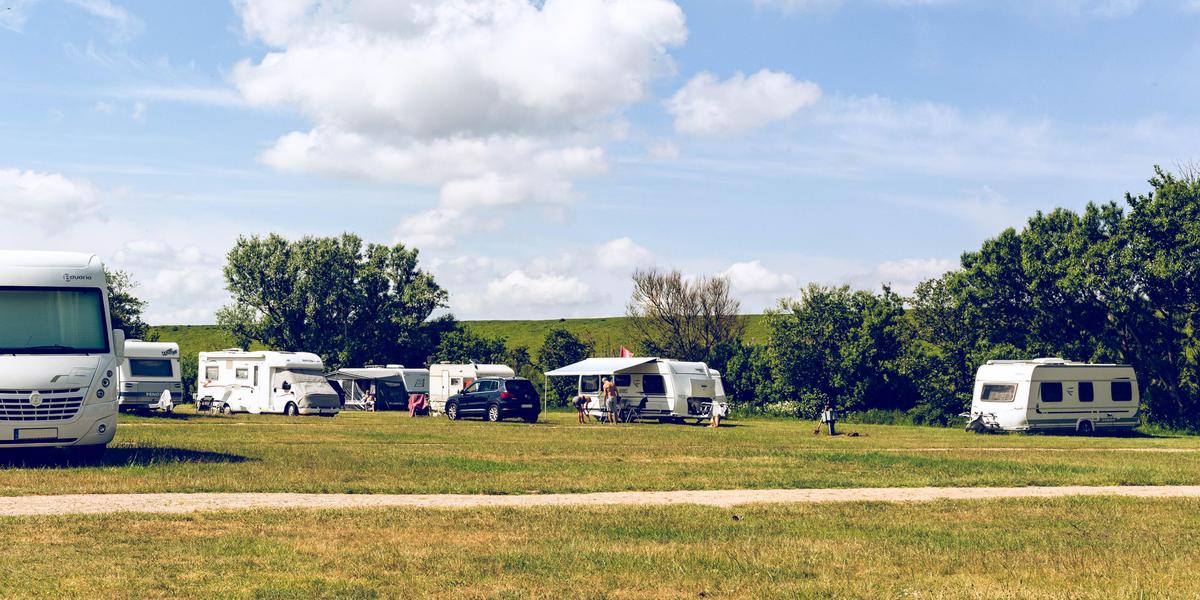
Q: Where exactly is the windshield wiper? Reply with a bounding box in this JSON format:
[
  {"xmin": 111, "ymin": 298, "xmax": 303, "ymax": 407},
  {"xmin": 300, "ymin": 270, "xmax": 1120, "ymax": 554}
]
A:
[{"xmin": 16, "ymin": 345, "xmax": 90, "ymax": 353}]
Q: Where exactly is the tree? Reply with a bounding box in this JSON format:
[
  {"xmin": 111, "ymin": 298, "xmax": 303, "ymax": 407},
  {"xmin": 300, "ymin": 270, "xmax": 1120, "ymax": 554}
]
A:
[
  {"xmin": 217, "ymin": 233, "xmax": 447, "ymax": 369},
  {"xmin": 430, "ymin": 326, "xmax": 507, "ymax": 364},
  {"xmin": 104, "ymin": 268, "xmax": 153, "ymax": 340},
  {"xmin": 626, "ymin": 268, "xmax": 745, "ymax": 362},
  {"xmin": 538, "ymin": 327, "xmax": 593, "ymax": 405}
]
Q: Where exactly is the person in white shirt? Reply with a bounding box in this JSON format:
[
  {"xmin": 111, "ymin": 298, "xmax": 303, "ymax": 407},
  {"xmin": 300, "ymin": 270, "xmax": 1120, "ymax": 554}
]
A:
[{"xmin": 708, "ymin": 401, "xmax": 726, "ymax": 428}]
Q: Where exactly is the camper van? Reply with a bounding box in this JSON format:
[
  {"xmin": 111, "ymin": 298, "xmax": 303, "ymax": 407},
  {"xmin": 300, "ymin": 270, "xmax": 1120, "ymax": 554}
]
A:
[
  {"xmin": 546, "ymin": 357, "xmax": 727, "ymax": 423},
  {"xmin": 327, "ymin": 365, "xmax": 429, "ymax": 411},
  {"xmin": 197, "ymin": 349, "xmax": 340, "ymax": 416},
  {"xmin": 117, "ymin": 340, "xmax": 182, "ymax": 412},
  {"xmin": 429, "ymin": 363, "xmax": 515, "ymax": 414},
  {"xmin": 0, "ymin": 251, "xmax": 123, "ymax": 459},
  {"xmin": 966, "ymin": 358, "xmax": 1140, "ymax": 434}
]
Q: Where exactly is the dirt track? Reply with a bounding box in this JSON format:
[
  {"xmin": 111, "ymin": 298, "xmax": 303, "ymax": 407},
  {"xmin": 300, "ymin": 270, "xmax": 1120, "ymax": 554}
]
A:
[{"xmin": 2, "ymin": 486, "xmax": 1199, "ymax": 517}]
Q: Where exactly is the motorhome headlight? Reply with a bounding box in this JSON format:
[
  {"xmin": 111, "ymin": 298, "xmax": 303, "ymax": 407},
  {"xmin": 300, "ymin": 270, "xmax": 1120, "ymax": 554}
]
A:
[
  {"xmin": 106, "ymin": 370, "xmax": 113, "ymax": 379},
  {"xmin": 98, "ymin": 424, "xmax": 107, "ymax": 435},
  {"xmin": 101, "ymin": 378, "xmax": 110, "ymax": 388},
  {"xmin": 96, "ymin": 389, "xmax": 105, "ymax": 399}
]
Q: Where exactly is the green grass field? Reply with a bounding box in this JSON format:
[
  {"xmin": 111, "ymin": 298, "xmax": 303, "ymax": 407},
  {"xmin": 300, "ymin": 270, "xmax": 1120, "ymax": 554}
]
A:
[
  {"xmin": 147, "ymin": 316, "xmax": 771, "ymax": 360},
  {"xmin": 1, "ymin": 497, "xmax": 1197, "ymax": 598},
  {"xmin": 2, "ymin": 409, "xmax": 1198, "ymax": 496}
]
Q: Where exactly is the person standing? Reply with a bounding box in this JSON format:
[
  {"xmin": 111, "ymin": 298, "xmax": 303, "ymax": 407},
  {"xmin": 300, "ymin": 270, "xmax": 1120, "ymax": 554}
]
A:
[
  {"xmin": 708, "ymin": 401, "xmax": 726, "ymax": 428},
  {"xmin": 602, "ymin": 376, "xmax": 620, "ymax": 424},
  {"xmin": 820, "ymin": 402, "xmax": 838, "ymax": 435}
]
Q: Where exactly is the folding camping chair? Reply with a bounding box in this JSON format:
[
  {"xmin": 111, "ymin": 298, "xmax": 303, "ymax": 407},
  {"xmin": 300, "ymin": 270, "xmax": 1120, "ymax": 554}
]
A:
[{"xmin": 622, "ymin": 397, "xmax": 648, "ymax": 423}]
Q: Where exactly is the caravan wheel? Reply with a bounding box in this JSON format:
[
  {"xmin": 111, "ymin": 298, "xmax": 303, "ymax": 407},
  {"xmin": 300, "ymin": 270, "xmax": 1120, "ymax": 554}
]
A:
[
  {"xmin": 284, "ymin": 402, "xmax": 299, "ymax": 416},
  {"xmin": 1077, "ymin": 420, "xmax": 1095, "ymax": 435},
  {"xmin": 220, "ymin": 403, "xmax": 232, "ymax": 415}
]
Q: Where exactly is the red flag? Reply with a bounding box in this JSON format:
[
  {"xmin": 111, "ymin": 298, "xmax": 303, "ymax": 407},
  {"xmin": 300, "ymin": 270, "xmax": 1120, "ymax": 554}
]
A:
[{"xmin": 620, "ymin": 346, "xmax": 633, "ymax": 358}]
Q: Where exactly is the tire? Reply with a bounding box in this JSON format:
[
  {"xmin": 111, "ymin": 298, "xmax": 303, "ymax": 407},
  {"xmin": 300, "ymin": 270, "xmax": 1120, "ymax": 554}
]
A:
[
  {"xmin": 486, "ymin": 404, "xmax": 501, "ymax": 422},
  {"xmin": 522, "ymin": 412, "xmax": 539, "ymax": 424},
  {"xmin": 284, "ymin": 402, "xmax": 299, "ymax": 416},
  {"xmin": 67, "ymin": 444, "xmax": 106, "ymax": 466},
  {"xmin": 220, "ymin": 403, "xmax": 232, "ymax": 415},
  {"xmin": 1077, "ymin": 420, "xmax": 1095, "ymax": 435},
  {"xmin": 446, "ymin": 402, "xmax": 460, "ymax": 421}
]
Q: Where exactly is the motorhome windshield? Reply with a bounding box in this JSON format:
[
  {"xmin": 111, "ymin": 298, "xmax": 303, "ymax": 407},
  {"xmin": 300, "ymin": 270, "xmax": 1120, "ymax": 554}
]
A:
[{"xmin": 0, "ymin": 287, "xmax": 108, "ymax": 354}]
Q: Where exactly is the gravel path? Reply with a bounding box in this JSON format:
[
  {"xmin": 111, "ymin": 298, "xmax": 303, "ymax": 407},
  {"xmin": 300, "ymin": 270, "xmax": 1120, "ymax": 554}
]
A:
[{"xmin": 2, "ymin": 486, "xmax": 1200, "ymax": 517}]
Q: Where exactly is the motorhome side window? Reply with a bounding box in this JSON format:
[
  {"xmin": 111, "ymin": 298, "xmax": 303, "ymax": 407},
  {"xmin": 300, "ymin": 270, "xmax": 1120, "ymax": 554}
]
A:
[
  {"xmin": 1040, "ymin": 382, "xmax": 1063, "ymax": 403},
  {"xmin": 235, "ymin": 367, "xmax": 249, "ymax": 380},
  {"xmin": 980, "ymin": 384, "xmax": 1016, "ymax": 403},
  {"xmin": 205, "ymin": 365, "xmax": 219, "ymax": 380},
  {"xmin": 580, "ymin": 375, "xmax": 600, "ymax": 393},
  {"xmin": 1112, "ymin": 381, "xmax": 1133, "ymax": 402},
  {"xmin": 614, "ymin": 374, "xmax": 631, "ymax": 387},
  {"xmin": 643, "ymin": 375, "xmax": 666, "ymax": 395},
  {"xmin": 1079, "ymin": 382, "xmax": 1094, "ymax": 402}
]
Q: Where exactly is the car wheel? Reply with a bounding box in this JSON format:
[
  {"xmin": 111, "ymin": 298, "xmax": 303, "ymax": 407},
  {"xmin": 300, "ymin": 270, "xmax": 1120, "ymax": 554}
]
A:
[
  {"xmin": 67, "ymin": 444, "xmax": 106, "ymax": 466},
  {"xmin": 486, "ymin": 404, "xmax": 501, "ymax": 422},
  {"xmin": 522, "ymin": 412, "xmax": 539, "ymax": 424},
  {"xmin": 1078, "ymin": 420, "xmax": 1095, "ymax": 435},
  {"xmin": 284, "ymin": 402, "xmax": 298, "ymax": 416},
  {"xmin": 446, "ymin": 402, "xmax": 460, "ymax": 421}
]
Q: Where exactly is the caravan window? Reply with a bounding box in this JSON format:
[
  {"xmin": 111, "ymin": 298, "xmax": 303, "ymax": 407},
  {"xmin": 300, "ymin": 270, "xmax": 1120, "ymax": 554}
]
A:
[
  {"xmin": 205, "ymin": 365, "xmax": 219, "ymax": 380},
  {"xmin": 614, "ymin": 374, "xmax": 631, "ymax": 387},
  {"xmin": 1079, "ymin": 382, "xmax": 1094, "ymax": 402},
  {"xmin": 235, "ymin": 368, "xmax": 249, "ymax": 380},
  {"xmin": 643, "ymin": 375, "xmax": 666, "ymax": 395},
  {"xmin": 980, "ymin": 384, "xmax": 1016, "ymax": 403},
  {"xmin": 580, "ymin": 375, "xmax": 600, "ymax": 394},
  {"xmin": 1112, "ymin": 381, "xmax": 1133, "ymax": 402},
  {"xmin": 129, "ymin": 359, "xmax": 173, "ymax": 378},
  {"xmin": 1040, "ymin": 382, "xmax": 1063, "ymax": 403}
]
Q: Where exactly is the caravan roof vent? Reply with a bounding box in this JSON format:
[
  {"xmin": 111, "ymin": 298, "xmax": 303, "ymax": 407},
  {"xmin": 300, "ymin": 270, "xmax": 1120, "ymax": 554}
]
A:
[
  {"xmin": 385, "ymin": 364, "xmax": 405, "ymax": 369},
  {"xmin": 1032, "ymin": 357, "xmax": 1070, "ymax": 364}
]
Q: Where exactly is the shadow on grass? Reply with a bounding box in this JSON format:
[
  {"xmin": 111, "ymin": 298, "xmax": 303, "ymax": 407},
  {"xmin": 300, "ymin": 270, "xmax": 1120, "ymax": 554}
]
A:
[
  {"xmin": 0, "ymin": 446, "xmax": 251, "ymax": 469},
  {"xmin": 1018, "ymin": 429, "xmax": 1180, "ymax": 440}
]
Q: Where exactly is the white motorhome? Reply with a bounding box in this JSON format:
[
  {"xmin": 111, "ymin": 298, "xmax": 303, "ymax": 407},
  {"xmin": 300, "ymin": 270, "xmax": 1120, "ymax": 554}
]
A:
[
  {"xmin": 327, "ymin": 365, "xmax": 429, "ymax": 411},
  {"xmin": 117, "ymin": 340, "xmax": 182, "ymax": 412},
  {"xmin": 967, "ymin": 358, "xmax": 1140, "ymax": 434},
  {"xmin": 0, "ymin": 251, "xmax": 123, "ymax": 459},
  {"xmin": 546, "ymin": 357, "xmax": 727, "ymax": 423},
  {"xmin": 197, "ymin": 349, "xmax": 340, "ymax": 416},
  {"xmin": 429, "ymin": 363, "xmax": 515, "ymax": 413}
]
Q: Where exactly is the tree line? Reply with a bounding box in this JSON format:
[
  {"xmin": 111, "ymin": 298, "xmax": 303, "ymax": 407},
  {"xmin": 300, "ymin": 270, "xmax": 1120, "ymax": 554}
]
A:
[{"xmin": 112, "ymin": 167, "xmax": 1200, "ymax": 428}]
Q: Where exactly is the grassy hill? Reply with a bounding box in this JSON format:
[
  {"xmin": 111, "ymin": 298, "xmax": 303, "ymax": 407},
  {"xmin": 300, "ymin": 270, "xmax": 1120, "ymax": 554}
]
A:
[{"xmin": 149, "ymin": 315, "xmax": 771, "ymax": 364}]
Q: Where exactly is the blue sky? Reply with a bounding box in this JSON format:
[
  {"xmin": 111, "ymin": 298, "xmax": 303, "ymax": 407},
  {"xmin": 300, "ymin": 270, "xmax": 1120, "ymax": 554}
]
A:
[{"xmin": 1, "ymin": 0, "xmax": 1198, "ymax": 324}]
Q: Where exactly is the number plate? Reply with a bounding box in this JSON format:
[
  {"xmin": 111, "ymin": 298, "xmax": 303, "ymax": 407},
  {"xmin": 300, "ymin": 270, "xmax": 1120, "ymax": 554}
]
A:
[{"xmin": 15, "ymin": 428, "xmax": 58, "ymax": 440}]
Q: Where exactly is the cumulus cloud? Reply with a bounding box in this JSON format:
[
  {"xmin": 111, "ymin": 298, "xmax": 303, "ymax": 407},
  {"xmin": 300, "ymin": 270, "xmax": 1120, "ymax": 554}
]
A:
[
  {"xmin": 110, "ymin": 239, "xmax": 228, "ymax": 325},
  {"xmin": 232, "ymin": 0, "xmax": 687, "ymax": 249},
  {"xmin": 482, "ymin": 270, "xmax": 592, "ymax": 306},
  {"xmin": 723, "ymin": 260, "xmax": 798, "ymax": 294},
  {"xmin": 849, "ymin": 257, "xmax": 957, "ymax": 295},
  {"xmin": 668, "ymin": 70, "xmax": 821, "ymax": 136},
  {"xmin": 594, "ymin": 237, "xmax": 654, "ymax": 272},
  {"xmin": 0, "ymin": 168, "xmax": 100, "ymax": 228}
]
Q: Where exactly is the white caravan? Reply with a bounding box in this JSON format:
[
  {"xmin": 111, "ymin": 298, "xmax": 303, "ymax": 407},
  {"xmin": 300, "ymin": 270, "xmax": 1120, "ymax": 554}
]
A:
[
  {"xmin": 327, "ymin": 365, "xmax": 429, "ymax": 411},
  {"xmin": 429, "ymin": 363, "xmax": 515, "ymax": 413},
  {"xmin": 0, "ymin": 251, "xmax": 123, "ymax": 459},
  {"xmin": 197, "ymin": 349, "xmax": 340, "ymax": 416},
  {"xmin": 545, "ymin": 357, "xmax": 727, "ymax": 423},
  {"xmin": 117, "ymin": 340, "xmax": 182, "ymax": 412},
  {"xmin": 966, "ymin": 358, "xmax": 1140, "ymax": 434}
]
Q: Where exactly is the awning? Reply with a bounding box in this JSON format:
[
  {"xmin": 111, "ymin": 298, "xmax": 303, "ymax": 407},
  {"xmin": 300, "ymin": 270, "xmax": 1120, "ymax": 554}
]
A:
[
  {"xmin": 328, "ymin": 368, "xmax": 404, "ymax": 381},
  {"xmin": 545, "ymin": 357, "xmax": 658, "ymax": 377}
]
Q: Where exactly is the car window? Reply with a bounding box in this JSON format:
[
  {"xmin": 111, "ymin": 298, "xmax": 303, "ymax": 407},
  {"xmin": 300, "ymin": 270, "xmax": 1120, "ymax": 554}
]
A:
[
  {"xmin": 505, "ymin": 379, "xmax": 537, "ymax": 395},
  {"xmin": 462, "ymin": 382, "xmax": 479, "ymax": 394},
  {"xmin": 479, "ymin": 380, "xmax": 499, "ymax": 392}
]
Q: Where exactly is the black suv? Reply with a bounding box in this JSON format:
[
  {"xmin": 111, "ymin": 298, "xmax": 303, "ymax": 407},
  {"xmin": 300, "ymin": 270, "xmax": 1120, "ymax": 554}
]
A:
[{"xmin": 445, "ymin": 377, "xmax": 540, "ymax": 423}]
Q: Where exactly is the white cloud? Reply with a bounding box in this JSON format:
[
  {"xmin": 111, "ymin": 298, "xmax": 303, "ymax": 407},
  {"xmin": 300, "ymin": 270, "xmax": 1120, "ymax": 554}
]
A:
[
  {"xmin": 0, "ymin": 168, "xmax": 100, "ymax": 228},
  {"xmin": 1186, "ymin": 0, "xmax": 1200, "ymax": 12},
  {"xmin": 483, "ymin": 270, "xmax": 591, "ymax": 306},
  {"xmin": 668, "ymin": 70, "xmax": 821, "ymax": 136},
  {"xmin": 723, "ymin": 260, "xmax": 798, "ymax": 294},
  {"xmin": 648, "ymin": 139, "xmax": 681, "ymax": 160},
  {"xmin": 0, "ymin": 0, "xmax": 38, "ymax": 32},
  {"xmin": 65, "ymin": 0, "xmax": 144, "ymax": 41},
  {"xmin": 594, "ymin": 237, "xmax": 654, "ymax": 272},
  {"xmin": 232, "ymin": 0, "xmax": 687, "ymax": 249},
  {"xmin": 131, "ymin": 100, "xmax": 147, "ymax": 120},
  {"xmin": 849, "ymin": 257, "xmax": 957, "ymax": 295},
  {"xmin": 110, "ymin": 240, "xmax": 227, "ymax": 325}
]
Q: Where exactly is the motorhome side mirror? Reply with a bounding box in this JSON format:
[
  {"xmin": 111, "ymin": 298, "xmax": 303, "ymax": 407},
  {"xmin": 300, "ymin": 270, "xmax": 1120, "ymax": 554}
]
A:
[
  {"xmin": 113, "ymin": 329, "xmax": 126, "ymax": 360},
  {"xmin": 282, "ymin": 381, "xmax": 292, "ymax": 391}
]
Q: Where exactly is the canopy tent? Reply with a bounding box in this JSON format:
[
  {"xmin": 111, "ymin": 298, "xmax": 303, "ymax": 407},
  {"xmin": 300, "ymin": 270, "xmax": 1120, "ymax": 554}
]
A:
[{"xmin": 544, "ymin": 357, "xmax": 659, "ymax": 378}]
